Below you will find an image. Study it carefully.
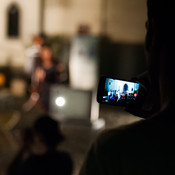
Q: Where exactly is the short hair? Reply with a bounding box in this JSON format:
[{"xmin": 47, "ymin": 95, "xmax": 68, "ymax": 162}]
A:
[{"xmin": 34, "ymin": 115, "xmax": 64, "ymax": 148}]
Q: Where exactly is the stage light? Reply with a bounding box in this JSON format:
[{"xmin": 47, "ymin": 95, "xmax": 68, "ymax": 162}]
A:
[{"xmin": 55, "ymin": 97, "xmax": 66, "ymax": 107}]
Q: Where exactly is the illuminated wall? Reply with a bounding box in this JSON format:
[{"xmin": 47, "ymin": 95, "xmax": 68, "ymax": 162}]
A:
[
  {"xmin": 0, "ymin": 0, "xmax": 41, "ymax": 67},
  {"xmin": 0, "ymin": 0, "xmax": 147, "ymax": 68},
  {"xmin": 106, "ymin": 0, "xmax": 147, "ymax": 43},
  {"xmin": 44, "ymin": 0, "xmax": 147, "ymax": 43},
  {"xmin": 44, "ymin": 0, "xmax": 102, "ymax": 36}
]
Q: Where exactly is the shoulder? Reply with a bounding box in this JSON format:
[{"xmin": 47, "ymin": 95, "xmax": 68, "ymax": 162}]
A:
[
  {"xmin": 93, "ymin": 116, "xmax": 159, "ymax": 155},
  {"xmin": 96, "ymin": 120, "xmax": 144, "ymax": 143},
  {"xmin": 26, "ymin": 151, "xmax": 72, "ymax": 163},
  {"xmin": 53, "ymin": 151, "xmax": 73, "ymax": 168},
  {"xmin": 80, "ymin": 110, "xmax": 174, "ymax": 175},
  {"xmin": 54, "ymin": 151, "xmax": 73, "ymax": 174},
  {"xmin": 56, "ymin": 151, "xmax": 72, "ymax": 161},
  {"xmin": 80, "ymin": 120, "xmax": 148, "ymax": 175},
  {"xmin": 94, "ymin": 108, "xmax": 173, "ymax": 152}
]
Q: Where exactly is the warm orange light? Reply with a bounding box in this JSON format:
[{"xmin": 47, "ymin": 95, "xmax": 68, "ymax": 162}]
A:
[{"xmin": 0, "ymin": 73, "xmax": 6, "ymax": 86}]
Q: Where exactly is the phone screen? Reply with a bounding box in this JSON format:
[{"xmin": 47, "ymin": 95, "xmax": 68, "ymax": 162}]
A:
[{"xmin": 97, "ymin": 77, "xmax": 140, "ymax": 106}]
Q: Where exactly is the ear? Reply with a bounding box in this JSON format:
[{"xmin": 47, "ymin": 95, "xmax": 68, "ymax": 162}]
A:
[{"xmin": 145, "ymin": 19, "xmax": 155, "ymax": 53}]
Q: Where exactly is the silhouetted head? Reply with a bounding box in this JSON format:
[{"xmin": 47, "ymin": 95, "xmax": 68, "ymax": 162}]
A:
[
  {"xmin": 33, "ymin": 115, "xmax": 64, "ymax": 149},
  {"xmin": 146, "ymin": 0, "xmax": 175, "ymax": 110},
  {"xmin": 123, "ymin": 84, "xmax": 128, "ymax": 91}
]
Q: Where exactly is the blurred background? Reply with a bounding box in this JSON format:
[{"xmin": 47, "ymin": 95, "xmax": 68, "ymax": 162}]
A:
[{"xmin": 0, "ymin": 0, "xmax": 147, "ymax": 175}]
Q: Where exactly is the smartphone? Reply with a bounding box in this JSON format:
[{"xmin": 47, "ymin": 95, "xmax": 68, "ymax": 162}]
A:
[{"xmin": 97, "ymin": 76, "xmax": 140, "ymax": 107}]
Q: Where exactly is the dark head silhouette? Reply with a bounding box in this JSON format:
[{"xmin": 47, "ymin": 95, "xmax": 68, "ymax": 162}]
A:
[
  {"xmin": 33, "ymin": 115, "xmax": 64, "ymax": 149},
  {"xmin": 123, "ymin": 84, "xmax": 128, "ymax": 92},
  {"xmin": 146, "ymin": 0, "xmax": 175, "ymax": 110}
]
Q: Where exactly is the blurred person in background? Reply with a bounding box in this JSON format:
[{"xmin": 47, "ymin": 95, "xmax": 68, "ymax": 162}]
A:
[
  {"xmin": 79, "ymin": 0, "xmax": 175, "ymax": 175},
  {"xmin": 33, "ymin": 44, "xmax": 60, "ymax": 111},
  {"xmin": 23, "ymin": 43, "xmax": 65, "ymax": 112},
  {"xmin": 23, "ymin": 33, "xmax": 44, "ymax": 111},
  {"xmin": 24, "ymin": 34, "xmax": 45, "ymax": 84},
  {"xmin": 7, "ymin": 115, "xmax": 73, "ymax": 175}
]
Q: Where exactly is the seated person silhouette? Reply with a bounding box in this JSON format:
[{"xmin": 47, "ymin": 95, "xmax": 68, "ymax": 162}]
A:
[{"xmin": 8, "ymin": 115, "xmax": 73, "ymax": 175}]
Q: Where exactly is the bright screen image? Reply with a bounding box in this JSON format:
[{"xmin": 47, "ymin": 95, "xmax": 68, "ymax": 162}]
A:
[{"xmin": 102, "ymin": 78, "xmax": 140, "ymax": 105}]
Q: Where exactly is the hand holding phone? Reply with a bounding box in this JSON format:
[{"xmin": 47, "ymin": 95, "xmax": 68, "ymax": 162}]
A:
[{"xmin": 97, "ymin": 76, "xmax": 140, "ymax": 107}]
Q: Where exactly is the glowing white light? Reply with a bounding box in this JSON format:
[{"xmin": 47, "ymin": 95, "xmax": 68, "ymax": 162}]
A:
[
  {"xmin": 55, "ymin": 97, "xmax": 66, "ymax": 107},
  {"xmin": 92, "ymin": 119, "xmax": 105, "ymax": 130}
]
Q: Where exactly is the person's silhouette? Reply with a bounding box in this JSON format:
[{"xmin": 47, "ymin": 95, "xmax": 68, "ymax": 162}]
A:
[
  {"xmin": 79, "ymin": 0, "xmax": 175, "ymax": 175},
  {"xmin": 123, "ymin": 84, "xmax": 128, "ymax": 93},
  {"xmin": 8, "ymin": 115, "xmax": 73, "ymax": 175}
]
